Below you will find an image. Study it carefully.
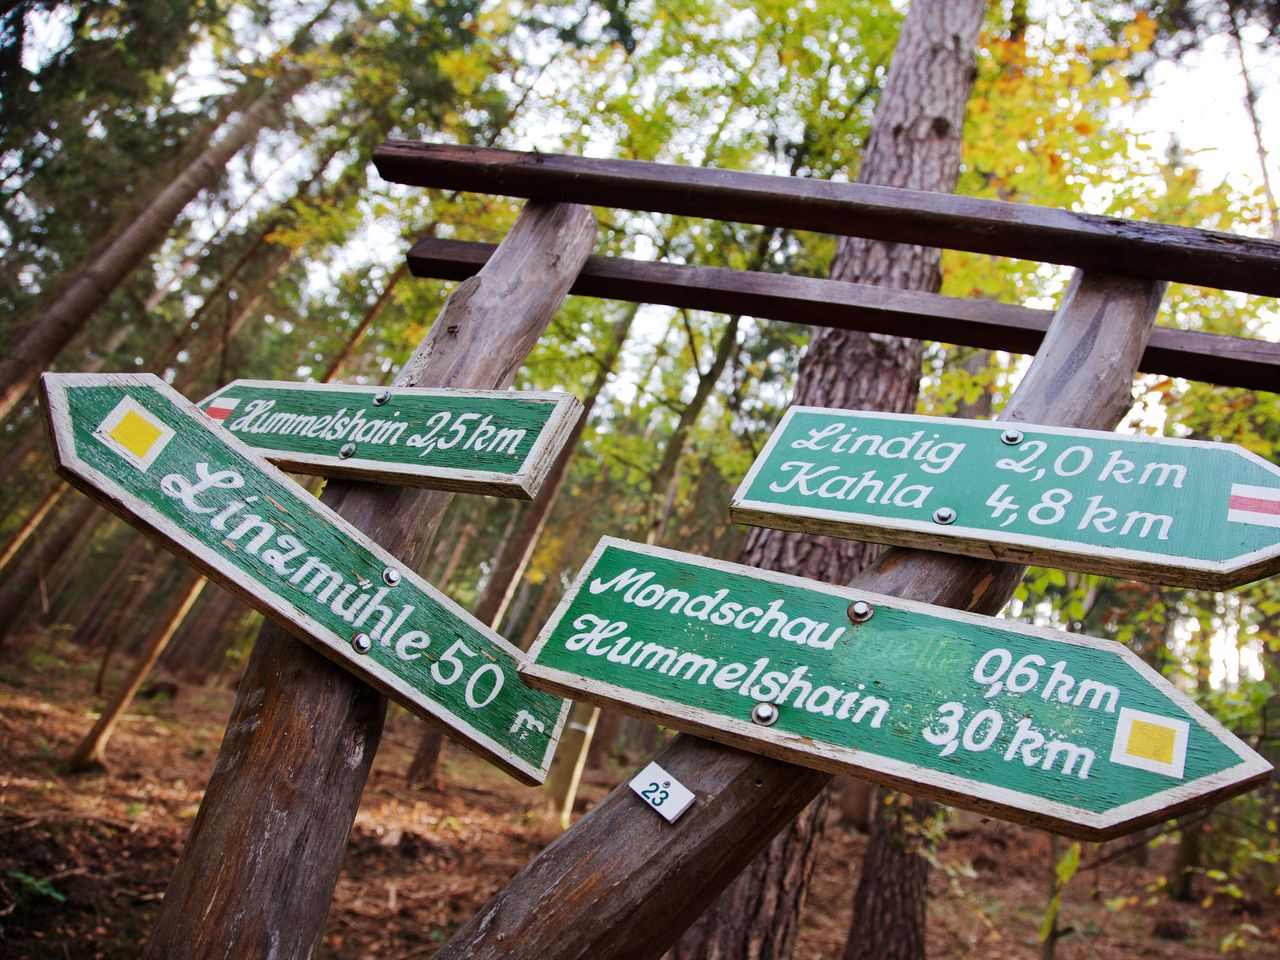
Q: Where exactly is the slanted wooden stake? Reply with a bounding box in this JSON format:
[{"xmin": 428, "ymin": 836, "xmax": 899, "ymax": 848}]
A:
[
  {"xmin": 142, "ymin": 201, "xmax": 597, "ymax": 959},
  {"xmin": 428, "ymin": 271, "xmax": 1165, "ymax": 960},
  {"xmin": 66, "ymin": 571, "xmax": 207, "ymax": 773}
]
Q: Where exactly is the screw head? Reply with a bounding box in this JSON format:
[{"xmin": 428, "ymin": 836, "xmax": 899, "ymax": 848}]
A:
[
  {"xmin": 382, "ymin": 567, "xmax": 401, "ymax": 587},
  {"xmin": 751, "ymin": 702, "xmax": 779, "ymax": 726},
  {"xmin": 373, "ymin": 390, "xmax": 391, "ymax": 406},
  {"xmin": 1000, "ymin": 428, "xmax": 1024, "ymax": 446},
  {"xmin": 847, "ymin": 599, "xmax": 874, "ymax": 623},
  {"xmin": 933, "ymin": 506, "xmax": 957, "ymax": 525},
  {"xmin": 351, "ymin": 632, "xmax": 372, "ymax": 654},
  {"xmin": 339, "ymin": 442, "xmax": 356, "ymax": 459}
]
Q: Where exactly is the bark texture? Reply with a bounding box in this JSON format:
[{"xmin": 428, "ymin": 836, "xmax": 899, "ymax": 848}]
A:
[
  {"xmin": 671, "ymin": 3, "xmax": 986, "ymax": 958},
  {"xmin": 142, "ymin": 201, "xmax": 597, "ymax": 960}
]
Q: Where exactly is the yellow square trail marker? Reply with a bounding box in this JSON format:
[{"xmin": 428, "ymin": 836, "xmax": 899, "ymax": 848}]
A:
[{"xmin": 44, "ymin": 373, "xmax": 568, "ymax": 785}]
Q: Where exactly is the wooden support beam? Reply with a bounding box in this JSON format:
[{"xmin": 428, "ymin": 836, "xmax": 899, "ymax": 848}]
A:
[
  {"xmin": 142, "ymin": 201, "xmax": 598, "ymax": 959},
  {"xmin": 427, "ymin": 272, "xmax": 1164, "ymax": 960},
  {"xmin": 375, "ymin": 141, "xmax": 1280, "ymax": 297},
  {"xmin": 407, "ymin": 238, "xmax": 1280, "ymax": 393}
]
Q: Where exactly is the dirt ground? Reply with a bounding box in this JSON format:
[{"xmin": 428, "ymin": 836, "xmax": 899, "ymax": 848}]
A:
[{"xmin": 1, "ymin": 636, "xmax": 1276, "ymax": 959}]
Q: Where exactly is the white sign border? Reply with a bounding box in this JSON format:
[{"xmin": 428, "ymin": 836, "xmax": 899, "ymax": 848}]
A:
[
  {"xmin": 199, "ymin": 379, "xmax": 583, "ymax": 500},
  {"xmin": 522, "ymin": 537, "xmax": 1272, "ymax": 840},
  {"xmin": 730, "ymin": 406, "xmax": 1280, "ymax": 591},
  {"xmin": 43, "ymin": 373, "xmax": 568, "ymax": 786}
]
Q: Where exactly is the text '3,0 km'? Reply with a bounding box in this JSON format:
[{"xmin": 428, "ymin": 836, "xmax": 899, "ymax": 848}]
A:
[{"xmin": 522, "ymin": 538, "xmax": 1270, "ymax": 839}]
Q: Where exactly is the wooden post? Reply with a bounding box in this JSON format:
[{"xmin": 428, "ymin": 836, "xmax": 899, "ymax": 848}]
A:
[
  {"xmin": 142, "ymin": 200, "xmax": 597, "ymax": 959},
  {"xmin": 427, "ymin": 271, "xmax": 1165, "ymax": 960},
  {"xmin": 544, "ymin": 701, "xmax": 600, "ymax": 829}
]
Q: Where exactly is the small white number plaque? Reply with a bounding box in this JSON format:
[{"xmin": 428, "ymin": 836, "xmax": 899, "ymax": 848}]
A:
[{"xmin": 628, "ymin": 761, "xmax": 695, "ymax": 823}]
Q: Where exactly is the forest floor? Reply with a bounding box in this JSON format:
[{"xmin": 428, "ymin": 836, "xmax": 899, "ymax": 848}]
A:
[{"xmin": 1, "ymin": 635, "xmax": 1276, "ymax": 959}]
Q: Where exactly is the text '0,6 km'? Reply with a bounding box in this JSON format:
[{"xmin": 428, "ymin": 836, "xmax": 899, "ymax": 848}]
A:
[
  {"xmin": 199, "ymin": 379, "xmax": 582, "ymax": 499},
  {"xmin": 521, "ymin": 539, "xmax": 1271, "ymax": 839},
  {"xmin": 41, "ymin": 373, "xmax": 567, "ymax": 785},
  {"xmin": 731, "ymin": 407, "xmax": 1280, "ymax": 590}
]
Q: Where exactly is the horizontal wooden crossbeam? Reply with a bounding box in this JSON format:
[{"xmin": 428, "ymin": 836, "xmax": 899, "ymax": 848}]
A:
[
  {"xmin": 407, "ymin": 237, "xmax": 1280, "ymax": 392},
  {"xmin": 376, "ymin": 141, "xmax": 1280, "ymax": 298}
]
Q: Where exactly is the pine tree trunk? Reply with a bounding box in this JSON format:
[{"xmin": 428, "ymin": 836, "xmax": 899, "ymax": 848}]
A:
[
  {"xmin": 0, "ymin": 70, "xmax": 310, "ymax": 421},
  {"xmin": 843, "ymin": 795, "xmax": 933, "ymax": 960},
  {"xmin": 0, "ymin": 484, "xmax": 65, "ymax": 574},
  {"xmin": 0, "ymin": 425, "xmax": 48, "ymax": 485},
  {"xmin": 0, "ymin": 497, "xmax": 98, "ymax": 646},
  {"xmin": 644, "ymin": 314, "xmax": 741, "ymax": 544},
  {"xmin": 320, "ymin": 262, "xmax": 409, "ymax": 381},
  {"xmin": 469, "ymin": 301, "xmax": 640, "ymax": 629},
  {"xmin": 544, "ymin": 702, "xmax": 600, "ymax": 828},
  {"xmin": 406, "ymin": 728, "xmax": 447, "ymax": 791},
  {"xmin": 159, "ymin": 585, "xmax": 244, "ymax": 684},
  {"xmin": 671, "ymin": 5, "xmax": 987, "ymax": 958},
  {"xmin": 66, "ymin": 535, "xmax": 152, "ymax": 640}
]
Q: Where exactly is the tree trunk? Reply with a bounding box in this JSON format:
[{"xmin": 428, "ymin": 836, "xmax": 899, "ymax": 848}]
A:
[
  {"xmin": 0, "ymin": 69, "xmax": 310, "ymax": 421},
  {"xmin": 84, "ymin": 545, "xmax": 165, "ymax": 650},
  {"xmin": 404, "ymin": 301, "xmax": 641, "ymax": 787},
  {"xmin": 426, "ymin": 269, "xmax": 1164, "ymax": 960},
  {"xmin": 0, "ymin": 484, "xmax": 65, "ymax": 574},
  {"xmin": 159, "ymin": 585, "xmax": 244, "ymax": 684},
  {"xmin": 673, "ymin": 5, "xmax": 988, "ymax": 958},
  {"xmin": 0, "ymin": 497, "xmax": 98, "ymax": 646},
  {"xmin": 843, "ymin": 794, "xmax": 933, "ymax": 960},
  {"xmin": 142, "ymin": 200, "xmax": 598, "ymax": 960},
  {"xmin": 320, "ymin": 262, "xmax": 409, "ymax": 382},
  {"xmin": 66, "ymin": 573, "xmax": 206, "ymax": 773},
  {"xmin": 67, "ymin": 535, "xmax": 153, "ymax": 642},
  {"xmin": 0, "ymin": 425, "xmax": 48, "ymax": 486},
  {"xmin": 406, "ymin": 727, "xmax": 446, "ymax": 791},
  {"xmin": 644, "ymin": 313, "xmax": 741, "ymax": 544},
  {"xmin": 470, "ymin": 300, "xmax": 640, "ymax": 629}
]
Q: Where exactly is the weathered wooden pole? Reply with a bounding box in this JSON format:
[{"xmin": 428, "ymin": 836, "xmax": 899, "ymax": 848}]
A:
[
  {"xmin": 142, "ymin": 200, "xmax": 597, "ymax": 959},
  {"xmin": 544, "ymin": 701, "xmax": 600, "ymax": 828},
  {"xmin": 428, "ymin": 270, "xmax": 1165, "ymax": 960}
]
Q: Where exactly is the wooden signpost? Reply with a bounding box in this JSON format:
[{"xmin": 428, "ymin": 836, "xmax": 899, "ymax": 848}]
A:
[
  {"xmin": 198, "ymin": 379, "xmax": 582, "ymax": 498},
  {"xmin": 521, "ymin": 538, "xmax": 1271, "ymax": 840},
  {"xmin": 731, "ymin": 407, "xmax": 1280, "ymax": 590},
  {"xmin": 42, "ymin": 372, "xmax": 567, "ymax": 784}
]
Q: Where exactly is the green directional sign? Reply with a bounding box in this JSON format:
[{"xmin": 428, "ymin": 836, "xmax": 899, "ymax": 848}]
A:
[
  {"xmin": 198, "ymin": 379, "xmax": 582, "ymax": 499},
  {"xmin": 731, "ymin": 406, "xmax": 1280, "ymax": 590},
  {"xmin": 522, "ymin": 538, "xmax": 1270, "ymax": 839},
  {"xmin": 41, "ymin": 373, "xmax": 567, "ymax": 785}
]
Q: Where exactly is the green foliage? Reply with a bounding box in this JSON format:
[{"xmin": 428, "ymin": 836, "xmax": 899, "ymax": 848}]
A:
[{"xmin": 7, "ymin": 868, "xmax": 67, "ymax": 903}]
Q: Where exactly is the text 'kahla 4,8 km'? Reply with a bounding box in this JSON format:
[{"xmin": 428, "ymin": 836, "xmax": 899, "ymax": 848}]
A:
[{"xmin": 732, "ymin": 407, "xmax": 1280, "ymax": 590}]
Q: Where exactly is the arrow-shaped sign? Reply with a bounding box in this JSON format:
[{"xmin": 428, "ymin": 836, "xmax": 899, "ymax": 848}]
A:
[
  {"xmin": 41, "ymin": 373, "xmax": 567, "ymax": 784},
  {"xmin": 522, "ymin": 538, "xmax": 1271, "ymax": 839},
  {"xmin": 198, "ymin": 379, "xmax": 582, "ymax": 499},
  {"xmin": 731, "ymin": 407, "xmax": 1280, "ymax": 590}
]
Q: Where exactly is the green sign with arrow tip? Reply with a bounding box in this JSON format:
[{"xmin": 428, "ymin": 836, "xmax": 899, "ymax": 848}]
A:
[
  {"xmin": 522, "ymin": 538, "xmax": 1271, "ymax": 839},
  {"xmin": 731, "ymin": 406, "xmax": 1280, "ymax": 590},
  {"xmin": 41, "ymin": 373, "xmax": 567, "ymax": 785},
  {"xmin": 199, "ymin": 379, "xmax": 582, "ymax": 499}
]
